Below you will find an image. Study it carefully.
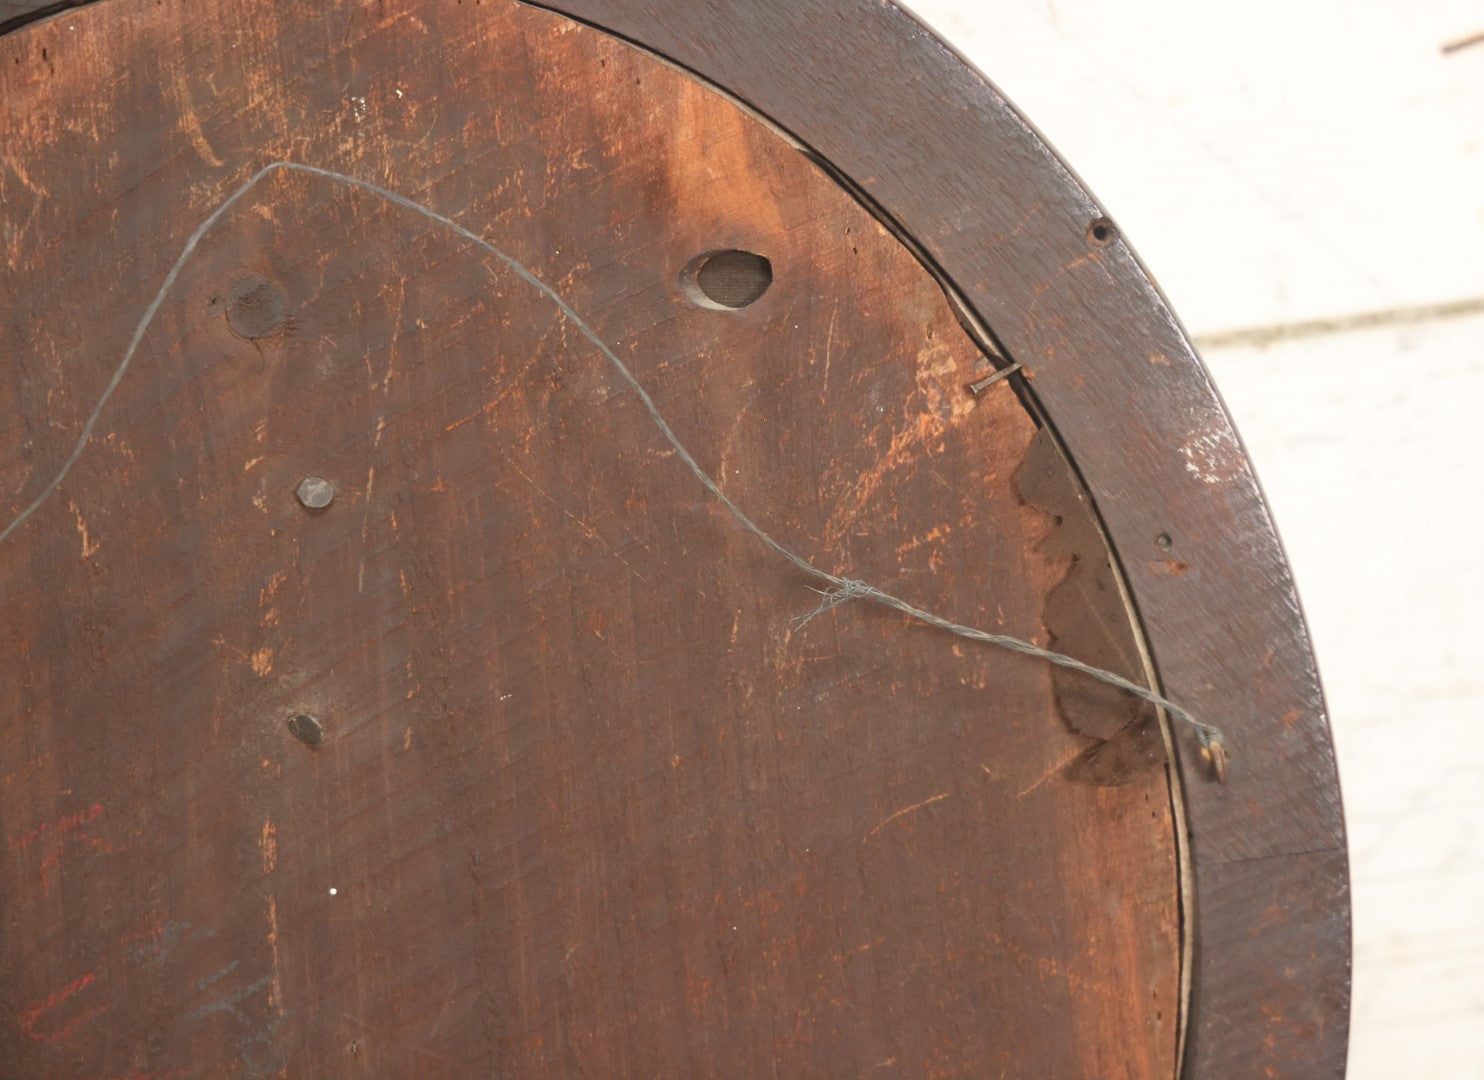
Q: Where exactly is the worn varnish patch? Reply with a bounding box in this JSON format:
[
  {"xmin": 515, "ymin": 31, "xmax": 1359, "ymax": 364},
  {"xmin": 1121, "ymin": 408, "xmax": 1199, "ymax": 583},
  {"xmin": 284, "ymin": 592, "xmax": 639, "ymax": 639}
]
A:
[
  {"xmin": 0, "ymin": 1, "xmax": 1178, "ymax": 1076},
  {"xmin": 1016, "ymin": 428, "xmax": 1156, "ymax": 743}
]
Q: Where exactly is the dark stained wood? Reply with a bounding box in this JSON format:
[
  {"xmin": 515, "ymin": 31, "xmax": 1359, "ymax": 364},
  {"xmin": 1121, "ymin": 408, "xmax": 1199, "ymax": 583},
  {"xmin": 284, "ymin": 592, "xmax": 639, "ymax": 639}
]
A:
[
  {"xmin": 0, "ymin": 2, "xmax": 1195, "ymax": 1076},
  {"xmin": 527, "ymin": 1, "xmax": 1353, "ymax": 1075},
  {"xmin": 0, "ymin": 0, "xmax": 86, "ymax": 35},
  {"xmin": 1191, "ymin": 849, "xmax": 1351, "ymax": 1077},
  {"xmin": 1016, "ymin": 427, "xmax": 1157, "ymax": 747}
]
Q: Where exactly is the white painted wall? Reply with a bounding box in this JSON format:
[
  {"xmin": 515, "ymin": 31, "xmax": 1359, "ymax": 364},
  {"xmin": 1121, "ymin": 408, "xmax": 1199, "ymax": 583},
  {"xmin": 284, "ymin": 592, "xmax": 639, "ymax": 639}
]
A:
[{"xmin": 902, "ymin": 3, "xmax": 1484, "ymax": 1076}]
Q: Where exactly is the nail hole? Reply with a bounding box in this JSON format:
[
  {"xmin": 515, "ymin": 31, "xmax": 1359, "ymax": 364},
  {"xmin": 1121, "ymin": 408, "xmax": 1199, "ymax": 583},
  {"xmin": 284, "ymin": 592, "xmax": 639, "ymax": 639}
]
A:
[
  {"xmin": 287, "ymin": 714, "xmax": 323, "ymax": 747},
  {"xmin": 681, "ymin": 250, "xmax": 773, "ymax": 310},
  {"xmin": 1087, "ymin": 218, "xmax": 1116, "ymax": 246},
  {"xmin": 1155, "ymin": 532, "xmax": 1173, "ymax": 550}
]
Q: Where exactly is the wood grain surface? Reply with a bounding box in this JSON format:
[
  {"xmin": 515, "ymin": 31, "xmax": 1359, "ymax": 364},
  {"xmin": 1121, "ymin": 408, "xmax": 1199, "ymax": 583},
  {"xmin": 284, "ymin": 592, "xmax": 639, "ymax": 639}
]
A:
[
  {"xmin": 1, "ymin": 2, "xmax": 1188, "ymax": 1075},
  {"xmin": 527, "ymin": 2, "xmax": 1352, "ymax": 1077}
]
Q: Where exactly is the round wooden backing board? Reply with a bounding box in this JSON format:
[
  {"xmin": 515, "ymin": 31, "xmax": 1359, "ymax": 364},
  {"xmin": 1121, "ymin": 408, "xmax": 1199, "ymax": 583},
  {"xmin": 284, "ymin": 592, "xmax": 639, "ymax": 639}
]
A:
[{"xmin": 0, "ymin": 1, "xmax": 1348, "ymax": 1077}]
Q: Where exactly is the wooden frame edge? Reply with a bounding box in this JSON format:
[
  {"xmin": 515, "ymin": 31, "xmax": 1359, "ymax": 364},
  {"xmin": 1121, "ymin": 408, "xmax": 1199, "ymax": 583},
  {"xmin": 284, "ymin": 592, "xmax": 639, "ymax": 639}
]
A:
[
  {"xmin": 524, "ymin": 2, "xmax": 1352, "ymax": 1076},
  {"xmin": 1, "ymin": 1, "xmax": 1352, "ymax": 1073}
]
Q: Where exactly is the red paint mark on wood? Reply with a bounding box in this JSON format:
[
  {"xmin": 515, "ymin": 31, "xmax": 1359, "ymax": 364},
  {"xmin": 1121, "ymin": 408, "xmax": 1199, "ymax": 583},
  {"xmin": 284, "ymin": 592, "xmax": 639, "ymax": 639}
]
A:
[
  {"xmin": 115, "ymin": 910, "xmax": 168, "ymax": 951},
  {"xmin": 8, "ymin": 802, "xmax": 116, "ymax": 893},
  {"xmin": 8, "ymin": 803, "xmax": 104, "ymax": 853},
  {"xmin": 19, "ymin": 970, "xmax": 105, "ymax": 1044}
]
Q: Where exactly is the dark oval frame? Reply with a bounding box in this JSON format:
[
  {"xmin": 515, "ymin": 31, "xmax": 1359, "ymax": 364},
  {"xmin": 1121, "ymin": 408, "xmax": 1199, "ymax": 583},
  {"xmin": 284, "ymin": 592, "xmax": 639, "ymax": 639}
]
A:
[
  {"xmin": 523, "ymin": 2, "xmax": 1352, "ymax": 1077},
  {"xmin": 0, "ymin": 1, "xmax": 1351, "ymax": 1075}
]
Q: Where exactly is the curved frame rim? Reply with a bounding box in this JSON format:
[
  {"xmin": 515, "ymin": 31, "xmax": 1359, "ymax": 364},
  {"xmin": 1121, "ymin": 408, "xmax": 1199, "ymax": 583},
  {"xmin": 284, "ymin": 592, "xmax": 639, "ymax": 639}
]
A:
[
  {"xmin": 1, "ymin": 1, "xmax": 1352, "ymax": 1074},
  {"xmin": 523, "ymin": 2, "xmax": 1352, "ymax": 1076}
]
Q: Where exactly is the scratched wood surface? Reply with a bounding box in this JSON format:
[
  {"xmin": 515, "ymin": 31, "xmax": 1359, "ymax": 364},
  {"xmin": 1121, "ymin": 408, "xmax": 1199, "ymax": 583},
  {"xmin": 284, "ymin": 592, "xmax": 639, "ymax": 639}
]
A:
[
  {"xmin": 537, "ymin": 3, "xmax": 1352, "ymax": 1077},
  {"xmin": 0, "ymin": 2, "xmax": 1185, "ymax": 1076}
]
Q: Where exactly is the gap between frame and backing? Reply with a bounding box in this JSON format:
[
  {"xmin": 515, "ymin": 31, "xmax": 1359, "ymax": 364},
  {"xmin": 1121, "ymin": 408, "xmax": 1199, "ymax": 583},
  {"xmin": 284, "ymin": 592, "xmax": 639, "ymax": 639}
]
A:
[{"xmin": 511, "ymin": 0, "xmax": 1204, "ymax": 1071}]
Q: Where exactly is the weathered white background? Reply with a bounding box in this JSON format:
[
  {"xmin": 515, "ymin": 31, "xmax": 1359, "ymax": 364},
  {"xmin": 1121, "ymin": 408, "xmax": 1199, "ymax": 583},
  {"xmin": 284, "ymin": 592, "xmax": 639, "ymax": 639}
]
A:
[{"xmin": 903, "ymin": 2, "xmax": 1484, "ymax": 1076}]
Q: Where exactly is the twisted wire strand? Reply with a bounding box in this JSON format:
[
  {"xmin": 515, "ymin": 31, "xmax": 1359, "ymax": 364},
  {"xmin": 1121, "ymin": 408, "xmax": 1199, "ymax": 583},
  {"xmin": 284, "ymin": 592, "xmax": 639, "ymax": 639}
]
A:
[{"xmin": 0, "ymin": 161, "xmax": 1228, "ymax": 766}]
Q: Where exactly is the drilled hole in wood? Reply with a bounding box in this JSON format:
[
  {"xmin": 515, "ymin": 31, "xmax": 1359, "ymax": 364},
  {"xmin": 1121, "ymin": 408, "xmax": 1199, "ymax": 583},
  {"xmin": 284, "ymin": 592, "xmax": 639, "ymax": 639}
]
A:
[
  {"xmin": 681, "ymin": 250, "xmax": 773, "ymax": 310},
  {"xmin": 287, "ymin": 713, "xmax": 323, "ymax": 747},
  {"xmin": 1087, "ymin": 217, "xmax": 1117, "ymax": 246}
]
